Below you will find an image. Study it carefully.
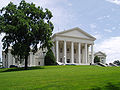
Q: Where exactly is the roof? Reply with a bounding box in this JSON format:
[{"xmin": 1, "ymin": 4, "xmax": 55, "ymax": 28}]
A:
[
  {"xmin": 52, "ymin": 27, "xmax": 96, "ymax": 40},
  {"xmin": 94, "ymin": 51, "xmax": 107, "ymax": 56}
]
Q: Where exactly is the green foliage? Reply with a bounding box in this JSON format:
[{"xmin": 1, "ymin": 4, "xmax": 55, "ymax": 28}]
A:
[
  {"xmin": 44, "ymin": 49, "xmax": 56, "ymax": 65},
  {"xmin": 113, "ymin": 60, "xmax": 120, "ymax": 66},
  {"xmin": 0, "ymin": 0, "xmax": 54, "ymax": 69},
  {"xmin": 94, "ymin": 56, "xmax": 100, "ymax": 63}
]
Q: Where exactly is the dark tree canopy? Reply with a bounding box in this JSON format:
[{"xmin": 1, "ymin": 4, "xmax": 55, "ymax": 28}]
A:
[
  {"xmin": 0, "ymin": 0, "xmax": 54, "ymax": 69},
  {"xmin": 94, "ymin": 56, "xmax": 100, "ymax": 63},
  {"xmin": 113, "ymin": 60, "xmax": 120, "ymax": 66}
]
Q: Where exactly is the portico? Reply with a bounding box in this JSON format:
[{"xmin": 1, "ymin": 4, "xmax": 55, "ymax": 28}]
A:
[{"xmin": 52, "ymin": 27, "xmax": 96, "ymax": 65}]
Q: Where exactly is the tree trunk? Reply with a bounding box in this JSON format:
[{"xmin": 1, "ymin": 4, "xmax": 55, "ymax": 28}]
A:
[{"xmin": 25, "ymin": 55, "xmax": 28, "ymax": 70}]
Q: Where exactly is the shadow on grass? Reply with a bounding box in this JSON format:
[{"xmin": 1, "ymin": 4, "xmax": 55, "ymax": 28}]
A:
[
  {"xmin": 0, "ymin": 66, "xmax": 44, "ymax": 73},
  {"xmin": 91, "ymin": 82, "xmax": 120, "ymax": 90}
]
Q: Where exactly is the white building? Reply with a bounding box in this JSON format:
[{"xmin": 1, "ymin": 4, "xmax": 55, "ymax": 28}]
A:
[
  {"xmin": 2, "ymin": 27, "xmax": 96, "ymax": 68},
  {"xmin": 2, "ymin": 48, "xmax": 46, "ymax": 68}
]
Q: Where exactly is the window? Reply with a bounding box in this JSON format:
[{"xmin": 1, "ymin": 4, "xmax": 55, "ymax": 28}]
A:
[
  {"xmin": 15, "ymin": 58, "xmax": 18, "ymax": 64},
  {"xmin": 74, "ymin": 49, "xmax": 76, "ymax": 54},
  {"xmin": 60, "ymin": 48, "xmax": 62, "ymax": 53},
  {"xmin": 60, "ymin": 58, "xmax": 62, "ymax": 62},
  {"xmin": 67, "ymin": 48, "xmax": 69, "ymax": 53},
  {"xmin": 74, "ymin": 59, "xmax": 76, "ymax": 63},
  {"xmin": 38, "ymin": 62, "xmax": 40, "ymax": 65},
  {"xmin": 67, "ymin": 59, "xmax": 70, "ymax": 63},
  {"xmin": 5, "ymin": 55, "xmax": 6, "ymax": 59}
]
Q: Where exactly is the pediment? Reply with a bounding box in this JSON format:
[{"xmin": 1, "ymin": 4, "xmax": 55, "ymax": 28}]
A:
[
  {"xmin": 95, "ymin": 51, "xmax": 106, "ymax": 56},
  {"xmin": 53, "ymin": 27, "xmax": 96, "ymax": 40}
]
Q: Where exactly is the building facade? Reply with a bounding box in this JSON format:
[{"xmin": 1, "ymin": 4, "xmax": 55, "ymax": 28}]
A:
[
  {"xmin": 52, "ymin": 27, "xmax": 96, "ymax": 65},
  {"xmin": 2, "ymin": 48, "xmax": 47, "ymax": 68},
  {"xmin": 2, "ymin": 27, "xmax": 96, "ymax": 68}
]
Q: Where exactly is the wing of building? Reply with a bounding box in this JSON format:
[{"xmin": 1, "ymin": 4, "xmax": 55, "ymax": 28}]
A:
[{"xmin": 2, "ymin": 27, "xmax": 96, "ymax": 68}]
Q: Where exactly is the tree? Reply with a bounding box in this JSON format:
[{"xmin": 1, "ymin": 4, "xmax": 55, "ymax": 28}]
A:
[
  {"xmin": 44, "ymin": 49, "xmax": 56, "ymax": 65},
  {"xmin": 113, "ymin": 60, "xmax": 120, "ymax": 66},
  {"xmin": 94, "ymin": 56, "xmax": 100, "ymax": 63},
  {"xmin": 0, "ymin": 0, "xmax": 54, "ymax": 69}
]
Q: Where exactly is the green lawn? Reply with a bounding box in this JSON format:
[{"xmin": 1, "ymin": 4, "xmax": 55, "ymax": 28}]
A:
[{"xmin": 0, "ymin": 65, "xmax": 120, "ymax": 90}]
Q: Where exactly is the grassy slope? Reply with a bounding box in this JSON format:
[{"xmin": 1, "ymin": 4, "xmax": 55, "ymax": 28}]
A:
[{"xmin": 0, "ymin": 66, "xmax": 120, "ymax": 90}]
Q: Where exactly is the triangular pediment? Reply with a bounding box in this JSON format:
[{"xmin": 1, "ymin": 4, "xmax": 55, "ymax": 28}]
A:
[
  {"xmin": 53, "ymin": 27, "xmax": 96, "ymax": 40},
  {"xmin": 95, "ymin": 51, "xmax": 106, "ymax": 56}
]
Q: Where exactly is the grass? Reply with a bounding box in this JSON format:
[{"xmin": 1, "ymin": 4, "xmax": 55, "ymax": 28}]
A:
[{"xmin": 0, "ymin": 65, "xmax": 120, "ymax": 90}]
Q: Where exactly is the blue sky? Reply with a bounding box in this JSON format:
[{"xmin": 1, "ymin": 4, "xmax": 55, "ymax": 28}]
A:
[{"xmin": 0, "ymin": 0, "xmax": 120, "ymax": 63}]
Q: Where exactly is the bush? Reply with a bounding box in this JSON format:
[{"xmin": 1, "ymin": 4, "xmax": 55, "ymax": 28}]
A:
[
  {"xmin": 94, "ymin": 56, "xmax": 100, "ymax": 63},
  {"xmin": 113, "ymin": 60, "xmax": 120, "ymax": 66},
  {"xmin": 44, "ymin": 49, "xmax": 56, "ymax": 65}
]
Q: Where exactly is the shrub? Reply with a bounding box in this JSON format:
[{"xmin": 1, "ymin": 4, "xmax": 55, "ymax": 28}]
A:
[
  {"xmin": 44, "ymin": 49, "xmax": 56, "ymax": 65},
  {"xmin": 94, "ymin": 56, "xmax": 100, "ymax": 63},
  {"xmin": 113, "ymin": 60, "xmax": 120, "ymax": 66}
]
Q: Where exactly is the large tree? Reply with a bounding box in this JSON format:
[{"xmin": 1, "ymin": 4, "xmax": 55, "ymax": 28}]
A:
[{"xmin": 0, "ymin": 0, "xmax": 54, "ymax": 69}]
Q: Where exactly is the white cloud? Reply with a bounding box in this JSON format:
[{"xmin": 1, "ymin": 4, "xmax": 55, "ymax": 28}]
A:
[
  {"xmin": 112, "ymin": 27, "xmax": 116, "ymax": 30},
  {"xmin": 94, "ymin": 34, "xmax": 102, "ymax": 40},
  {"xmin": 93, "ymin": 31, "xmax": 102, "ymax": 40},
  {"xmin": 104, "ymin": 29, "xmax": 112, "ymax": 32},
  {"xmin": 25, "ymin": 0, "xmax": 75, "ymax": 33},
  {"xmin": 95, "ymin": 37, "xmax": 120, "ymax": 63},
  {"xmin": 89, "ymin": 24, "xmax": 97, "ymax": 29},
  {"xmin": 68, "ymin": 3, "xmax": 72, "ymax": 6},
  {"xmin": 106, "ymin": 0, "xmax": 120, "ymax": 5},
  {"xmin": 97, "ymin": 15, "xmax": 110, "ymax": 21},
  {"xmin": 0, "ymin": 0, "xmax": 11, "ymax": 9}
]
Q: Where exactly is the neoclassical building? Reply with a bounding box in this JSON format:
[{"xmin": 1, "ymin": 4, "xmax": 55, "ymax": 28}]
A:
[
  {"xmin": 52, "ymin": 27, "xmax": 96, "ymax": 65},
  {"xmin": 2, "ymin": 27, "xmax": 96, "ymax": 68}
]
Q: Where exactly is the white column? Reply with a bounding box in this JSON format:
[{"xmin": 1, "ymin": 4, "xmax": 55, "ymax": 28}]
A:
[
  {"xmin": 71, "ymin": 42, "xmax": 74, "ymax": 63},
  {"xmin": 91, "ymin": 44, "xmax": 94, "ymax": 64},
  {"xmin": 56, "ymin": 41, "xmax": 59, "ymax": 63},
  {"xmin": 85, "ymin": 43, "xmax": 88, "ymax": 64},
  {"xmin": 13, "ymin": 57, "xmax": 15, "ymax": 65},
  {"xmin": 8, "ymin": 50, "xmax": 12, "ymax": 68},
  {"xmin": 87, "ymin": 45, "xmax": 89, "ymax": 64},
  {"xmin": 64, "ymin": 41, "xmax": 67, "ymax": 64},
  {"xmin": 53, "ymin": 42, "xmax": 55, "ymax": 56},
  {"xmin": 29, "ymin": 52, "xmax": 33, "ymax": 66},
  {"xmin": 78, "ymin": 42, "xmax": 81, "ymax": 64}
]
